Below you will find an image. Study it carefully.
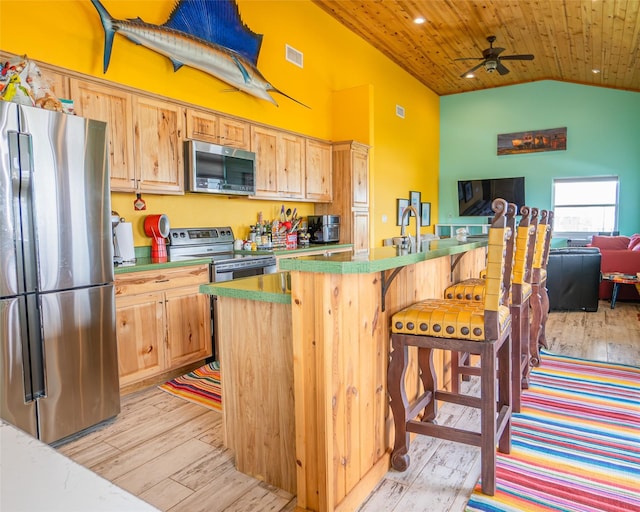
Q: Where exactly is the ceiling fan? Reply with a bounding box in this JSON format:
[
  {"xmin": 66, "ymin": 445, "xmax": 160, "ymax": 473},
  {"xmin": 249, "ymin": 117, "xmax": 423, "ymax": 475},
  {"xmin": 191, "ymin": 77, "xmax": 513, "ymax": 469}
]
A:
[{"xmin": 455, "ymin": 36, "xmax": 535, "ymax": 78}]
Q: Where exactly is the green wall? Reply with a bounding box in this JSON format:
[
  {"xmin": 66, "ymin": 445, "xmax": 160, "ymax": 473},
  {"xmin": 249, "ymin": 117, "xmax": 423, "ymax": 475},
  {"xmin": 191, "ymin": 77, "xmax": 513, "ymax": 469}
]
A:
[{"xmin": 440, "ymin": 80, "xmax": 640, "ymax": 236}]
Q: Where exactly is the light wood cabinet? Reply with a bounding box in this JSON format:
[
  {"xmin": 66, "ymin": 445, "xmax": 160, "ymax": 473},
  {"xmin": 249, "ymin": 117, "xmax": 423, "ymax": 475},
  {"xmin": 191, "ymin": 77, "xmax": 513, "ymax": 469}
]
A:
[
  {"xmin": 70, "ymin": 79, "xmax": 135, "ymax": 190},
  {"xmin": 251, "ymin": 126, "xmax": 305, "ymax": 199},
  {"xmin": 133, "ymin": 96, "xmax": 184, "ymax": 194},
  {"xmin": 70, "ymin": 79, "xmax": 184, "ymax": 194},
  {"xmin": 352, "ymin": 210, "xmax": 370, "ymax": 254},
  {"xmin": 185, "ymin": 109, "xmax": 250, "ymax": 149},
  {"xmin": 115, "ymin": 264, "xmax": 211, "ymax": 388},
  {"xmin": 165, "ymin": 284, "xmax": 212, "ymax": 368},
  {"xmin": 351, "ymin": 143, "xmax": 369, "ymax": 208},
  {"xmin": 305, "ymin": 139, "xmax": 333, "ymax": 202},
  {"xmin": 316, "ymin": 141, "xmax": 370, "ymax": 253},
  {"xmin": 116, "ymin": 292, "xmax": 166, "ymax": 387}
]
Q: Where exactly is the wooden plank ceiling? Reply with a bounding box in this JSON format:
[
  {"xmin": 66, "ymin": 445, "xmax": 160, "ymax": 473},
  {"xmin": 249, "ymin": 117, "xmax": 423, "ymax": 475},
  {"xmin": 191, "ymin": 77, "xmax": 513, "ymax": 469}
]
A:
[{"xmin": 312, "ymin": 0, "xmax": 640, "ymax": 96}]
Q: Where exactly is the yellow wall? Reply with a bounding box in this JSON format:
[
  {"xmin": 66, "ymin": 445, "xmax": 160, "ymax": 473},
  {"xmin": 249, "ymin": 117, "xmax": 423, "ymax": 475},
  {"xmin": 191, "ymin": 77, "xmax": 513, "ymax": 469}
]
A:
[{"xmin": 0, "ymin": 0, "xmax": 439, "ymax": 247}]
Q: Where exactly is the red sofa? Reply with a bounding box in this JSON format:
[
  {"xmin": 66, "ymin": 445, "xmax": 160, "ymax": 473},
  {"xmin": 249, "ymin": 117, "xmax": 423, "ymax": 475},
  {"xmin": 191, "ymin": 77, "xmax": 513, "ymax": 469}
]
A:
[{"xmin": 588, "ymin": 235, "xmax": 640, "ymax": 301}]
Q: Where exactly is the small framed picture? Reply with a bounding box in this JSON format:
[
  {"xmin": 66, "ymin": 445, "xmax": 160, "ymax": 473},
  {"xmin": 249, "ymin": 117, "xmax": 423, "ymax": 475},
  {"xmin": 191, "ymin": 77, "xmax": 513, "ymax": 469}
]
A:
[
  {"xmin": 421, "ymin": 202, "xmax": 431, "ymax": 226},
  {"xmin": 397, "ymin": 198, "xmax": 409, "ymax": 226},
  {"xmin": 409, "ymin": 191, "xmax": 421, "ymax": 216}
]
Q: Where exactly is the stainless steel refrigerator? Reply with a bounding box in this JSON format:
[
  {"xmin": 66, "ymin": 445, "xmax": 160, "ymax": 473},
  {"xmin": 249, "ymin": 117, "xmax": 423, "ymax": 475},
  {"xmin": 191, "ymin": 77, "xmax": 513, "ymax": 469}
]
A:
[{"xmin": 0, "ymin": 102, "xmax": 120, "ymax": 444}]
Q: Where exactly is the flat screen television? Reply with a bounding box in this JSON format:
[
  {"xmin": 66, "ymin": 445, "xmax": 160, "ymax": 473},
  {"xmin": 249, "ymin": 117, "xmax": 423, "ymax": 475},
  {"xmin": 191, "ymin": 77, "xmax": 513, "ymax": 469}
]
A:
[{"xmin": 457, "ymin": 177, "xmax": 525, "ymax": 216}]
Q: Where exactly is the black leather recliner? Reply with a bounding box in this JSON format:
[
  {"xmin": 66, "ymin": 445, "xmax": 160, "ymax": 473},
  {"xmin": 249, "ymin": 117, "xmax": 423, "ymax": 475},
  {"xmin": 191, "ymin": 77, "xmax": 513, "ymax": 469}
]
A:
[{"xmin": 546, "ymin": 247, "xmax": 601, "ymax": 312}]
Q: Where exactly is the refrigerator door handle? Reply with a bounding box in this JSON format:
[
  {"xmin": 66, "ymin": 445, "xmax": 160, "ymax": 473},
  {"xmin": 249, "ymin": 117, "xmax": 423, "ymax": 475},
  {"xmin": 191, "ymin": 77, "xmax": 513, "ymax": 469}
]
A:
[
  {"xmin": 9, "ymin": 130, "xmax": 46, "ymax": 401},
  {"xmin": 15, "ymin": 132, "xmax": 39, "ymax": 295},
  {"xmin": 8, "ymin": 131, "xmax": 26, "ymax": 295}
]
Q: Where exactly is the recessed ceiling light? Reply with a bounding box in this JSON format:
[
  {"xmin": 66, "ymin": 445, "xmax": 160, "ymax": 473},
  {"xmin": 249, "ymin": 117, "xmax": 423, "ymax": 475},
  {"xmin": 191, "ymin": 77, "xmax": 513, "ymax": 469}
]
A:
[
  {"xmin": 592, "ymin": 68, "xmax": 601, "ymax": 74},
  {"xmin": 413, "ymin": 16, "xmax": 426, "ymax": 24},
  {"xmin": 465, "ymin": 73, "xmax": 475, "ymax": 79}
]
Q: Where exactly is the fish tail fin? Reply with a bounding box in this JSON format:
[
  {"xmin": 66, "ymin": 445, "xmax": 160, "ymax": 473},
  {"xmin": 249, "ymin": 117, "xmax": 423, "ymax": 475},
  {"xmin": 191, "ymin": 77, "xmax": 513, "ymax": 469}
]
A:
[
  {"xmin": 269, "ymin": 87, "xmax": 310, "ymax": 109},
  {"xmin": 90, "ymin": 0, "xmax": 116, "ymax": 73}
]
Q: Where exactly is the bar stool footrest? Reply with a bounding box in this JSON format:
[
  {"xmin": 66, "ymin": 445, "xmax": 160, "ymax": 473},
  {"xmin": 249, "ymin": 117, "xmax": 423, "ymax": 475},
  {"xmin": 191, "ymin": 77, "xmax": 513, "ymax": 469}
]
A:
[
  {"xmin": 435, "ymin": 390, "xmax": 482, "ymax": 409},
  {"xmin": 407, "ymin": 419, "xmax": 481, "ymax": 447}
]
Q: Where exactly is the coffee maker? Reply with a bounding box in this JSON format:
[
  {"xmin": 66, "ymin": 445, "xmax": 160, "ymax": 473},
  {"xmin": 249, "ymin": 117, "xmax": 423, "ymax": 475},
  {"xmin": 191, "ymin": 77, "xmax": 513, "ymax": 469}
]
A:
[{"xmin": 307, "ymin": 215, "xmax": 340, "ymax": 244}]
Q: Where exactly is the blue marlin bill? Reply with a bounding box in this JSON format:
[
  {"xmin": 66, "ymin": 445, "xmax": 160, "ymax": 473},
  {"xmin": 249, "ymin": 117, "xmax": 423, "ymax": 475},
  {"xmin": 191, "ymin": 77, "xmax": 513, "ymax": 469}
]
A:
[{"xmin": 90, "ymin": 0, "xmax": 309, "ymax": 108}]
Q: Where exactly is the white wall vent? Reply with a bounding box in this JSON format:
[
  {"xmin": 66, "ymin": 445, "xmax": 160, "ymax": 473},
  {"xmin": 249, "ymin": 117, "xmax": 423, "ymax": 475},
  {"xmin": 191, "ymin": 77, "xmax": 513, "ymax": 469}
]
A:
[
  {"xmin": 396, "ymin": 104, "xmax": 405, "ymax": 118},
  {"xmin": 286, "ymin": 45, "xmax": 303, "ymax": 68}
]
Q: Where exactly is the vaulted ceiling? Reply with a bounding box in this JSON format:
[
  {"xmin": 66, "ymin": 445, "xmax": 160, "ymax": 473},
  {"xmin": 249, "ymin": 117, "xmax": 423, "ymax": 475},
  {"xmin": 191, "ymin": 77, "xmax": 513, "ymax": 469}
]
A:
[{"xmin": 312, "ymin": 0, "xmax": 640, "ymax": 96}]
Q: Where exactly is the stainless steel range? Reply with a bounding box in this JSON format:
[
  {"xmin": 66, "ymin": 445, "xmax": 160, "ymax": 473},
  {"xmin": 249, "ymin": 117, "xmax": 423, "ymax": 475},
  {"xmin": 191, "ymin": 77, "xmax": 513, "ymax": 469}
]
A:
[{"xmin": 167, "ymin": 227, "xmax": 277, "ymax": 282}]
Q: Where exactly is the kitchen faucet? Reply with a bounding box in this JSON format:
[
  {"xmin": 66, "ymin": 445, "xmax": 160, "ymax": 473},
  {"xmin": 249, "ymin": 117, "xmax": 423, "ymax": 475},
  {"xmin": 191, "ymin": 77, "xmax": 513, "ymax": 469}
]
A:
[{"xmin": 399, "ymin": 205, "xmax": 421, "ymax": 252}]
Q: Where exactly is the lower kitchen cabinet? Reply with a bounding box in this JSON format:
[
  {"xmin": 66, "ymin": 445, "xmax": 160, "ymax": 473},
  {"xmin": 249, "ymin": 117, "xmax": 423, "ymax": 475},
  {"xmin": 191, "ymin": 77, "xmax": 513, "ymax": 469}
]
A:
[
  {"xmin": 165, "ymin": 284, "xmax": 212, "ymax": 368},
  {"xmin": 115, "ymin": 264, "xmax": 212, "ymax": 388},
  {"xmin": 116, "ymin": 292, "xmax": 166, "ymax": 386}
]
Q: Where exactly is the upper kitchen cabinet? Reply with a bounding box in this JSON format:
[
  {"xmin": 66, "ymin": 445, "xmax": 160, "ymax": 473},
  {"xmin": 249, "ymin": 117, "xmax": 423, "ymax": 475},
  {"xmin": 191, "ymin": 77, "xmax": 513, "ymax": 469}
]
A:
[
  {"xmin": 251, "ymin": 126, "xmax": 305, "ymax": 200},
  {"xmin": 315, "ymin": 141, "xmax": 370, "ymax": 253},
  {"xmin": 350, "ymin": 142, "xmax": 369, "ymax": 209},
  {"xmin": 133, "ymin": 96, "xmax": 184, "ymax": 194},
  {"xmin": 305, "ymin": 139, "xmax": 333, "ymax": 202},
  {"xmin": 70, "ymin": 79, "xmax": 184, "ymax": 194},
  {"xmin": 70, "ymin": 79, "xmax": 135, "ymax": 191},
  {"xmin": 185, "ymin": 109, "xmax": 250, "ymax": 149}
]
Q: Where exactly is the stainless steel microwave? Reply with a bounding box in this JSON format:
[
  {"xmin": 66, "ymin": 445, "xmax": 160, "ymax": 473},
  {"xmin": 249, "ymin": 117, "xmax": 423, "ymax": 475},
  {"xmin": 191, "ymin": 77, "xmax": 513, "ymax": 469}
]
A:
[{"xmin": 185, "ymin": 140, "xmax": 256, "ymax": 195}]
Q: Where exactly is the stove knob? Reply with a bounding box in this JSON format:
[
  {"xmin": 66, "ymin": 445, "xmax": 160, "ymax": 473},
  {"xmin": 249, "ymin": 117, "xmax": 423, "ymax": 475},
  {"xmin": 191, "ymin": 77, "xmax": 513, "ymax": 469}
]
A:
[{"xmin": 180, "ymin": 232, "xmax": 186, "ymax": 238}]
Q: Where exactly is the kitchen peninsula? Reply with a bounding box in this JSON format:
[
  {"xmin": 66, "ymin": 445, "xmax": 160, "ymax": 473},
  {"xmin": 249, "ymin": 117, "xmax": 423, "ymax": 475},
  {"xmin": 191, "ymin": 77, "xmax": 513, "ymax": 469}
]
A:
[{"xmin": 200, "ymin": 239, "xmax": 487, "ymax": 512}]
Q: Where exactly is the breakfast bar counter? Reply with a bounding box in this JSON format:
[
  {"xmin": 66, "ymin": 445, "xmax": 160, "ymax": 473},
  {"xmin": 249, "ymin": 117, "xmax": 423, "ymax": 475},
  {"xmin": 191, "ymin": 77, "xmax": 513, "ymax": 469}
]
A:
[{"xmin": 200, "ymin": 240, "xmax": 488, "ymax": 511}]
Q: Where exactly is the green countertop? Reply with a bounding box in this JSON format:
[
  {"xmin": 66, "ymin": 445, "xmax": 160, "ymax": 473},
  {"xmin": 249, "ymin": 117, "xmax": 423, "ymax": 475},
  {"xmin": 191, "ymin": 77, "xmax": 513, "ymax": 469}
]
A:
[
  {"xmin": 200, "ymin": 272, "xmax": 292, "ymax": 304},
  {"xmin": 114, "ymin": 244, "xmax": 352, "ymax": 275},
  {"xmin": 235, "ymin": 243, "xmax": 353, "ymax": 256},
  {"xmin": 200, "ymin": 239, "xmax": 488, "ymax": 303},
  {"xmin": 113, "ymin": 257, "xmax": 213, "ymax": 274},
  {"xmin": 278, "ymin": 238, "xmax": 488, "ymax": 274}
]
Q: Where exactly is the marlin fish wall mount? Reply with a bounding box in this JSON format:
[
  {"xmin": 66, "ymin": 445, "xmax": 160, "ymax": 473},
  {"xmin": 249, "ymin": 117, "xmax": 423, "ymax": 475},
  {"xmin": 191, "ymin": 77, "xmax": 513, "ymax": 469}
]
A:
[{"xmin": 90, "ymin": 0, "xmax": 309, "ymax": 108}]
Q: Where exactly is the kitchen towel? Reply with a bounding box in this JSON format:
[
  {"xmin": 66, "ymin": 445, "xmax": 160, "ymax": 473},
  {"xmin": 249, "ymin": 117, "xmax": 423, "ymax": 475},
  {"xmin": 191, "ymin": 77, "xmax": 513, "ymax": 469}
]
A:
[{"xmin": 114, "ymin": 222, "xmax": 136, "ymax": 261}]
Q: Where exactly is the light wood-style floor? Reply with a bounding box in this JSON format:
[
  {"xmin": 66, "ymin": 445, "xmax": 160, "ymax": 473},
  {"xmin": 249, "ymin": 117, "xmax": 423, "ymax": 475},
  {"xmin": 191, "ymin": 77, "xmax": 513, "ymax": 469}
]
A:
[{"xmin": 57, "ymin": 301, "xmax": 640, "ymax": 512}]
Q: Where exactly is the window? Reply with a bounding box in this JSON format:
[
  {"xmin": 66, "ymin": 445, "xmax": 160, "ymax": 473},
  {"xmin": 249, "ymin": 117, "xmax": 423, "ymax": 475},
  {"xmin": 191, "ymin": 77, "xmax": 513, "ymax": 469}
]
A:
[{"xmin": 552, "ymin": 177, "xmax": 619, "ymax": 234}]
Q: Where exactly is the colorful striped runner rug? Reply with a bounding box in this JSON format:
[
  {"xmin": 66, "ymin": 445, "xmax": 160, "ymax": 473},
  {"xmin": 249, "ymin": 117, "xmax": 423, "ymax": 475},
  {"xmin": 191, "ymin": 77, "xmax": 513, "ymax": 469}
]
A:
[
  {"xmin": 466, "ymin": 351, "xmax": 640, "ymax": 512},
  {"xmin": 158, "ymin": 361, "xmax": 221, "ymax": 412}
]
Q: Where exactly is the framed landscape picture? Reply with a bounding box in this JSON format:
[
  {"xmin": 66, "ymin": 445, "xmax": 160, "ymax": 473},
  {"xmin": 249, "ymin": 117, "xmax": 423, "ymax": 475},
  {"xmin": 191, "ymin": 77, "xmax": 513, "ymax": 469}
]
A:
[
  {"xmin": 421, "ymin": 202, "xmax": 431, "ymax": 226},
  {"xmin": 410, "ymin": 191, "xmax": 421, "ymax": 216},
  {"xmin": 497, "ymin": 127, "xmax": 567, "ymax": 155},
  {"xmin": 397, "ymin": 198, "xmax": 409, "ymax": 226}
]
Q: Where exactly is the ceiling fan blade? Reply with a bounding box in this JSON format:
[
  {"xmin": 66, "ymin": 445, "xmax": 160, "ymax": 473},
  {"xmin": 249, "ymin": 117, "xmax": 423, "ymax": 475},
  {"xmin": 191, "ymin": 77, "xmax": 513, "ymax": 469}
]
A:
[
  {"xmin": 497, "ymin": 61, "xmax": 510, "ymax": 75},
  {"xmin": 459, "ymin": 61, "xmax": 486, "ymax": 78},
  {"xmin": 500, "ymin": 54, "xmax": 535, "ymax": 61}
]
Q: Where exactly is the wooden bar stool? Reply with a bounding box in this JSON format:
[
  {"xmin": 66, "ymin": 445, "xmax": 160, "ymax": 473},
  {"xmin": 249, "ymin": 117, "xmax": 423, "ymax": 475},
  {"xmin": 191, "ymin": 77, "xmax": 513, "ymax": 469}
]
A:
[
  {"xmin": 443, "ymin": 205, "xmax": 537, "ymax": 410},
  {"xmin": 388, "ymin": 198, "xmax": 513, "ymax": 496},
  {"xmin": 530, "ymin": 210, "xmax": 553, "ymax": 366}
]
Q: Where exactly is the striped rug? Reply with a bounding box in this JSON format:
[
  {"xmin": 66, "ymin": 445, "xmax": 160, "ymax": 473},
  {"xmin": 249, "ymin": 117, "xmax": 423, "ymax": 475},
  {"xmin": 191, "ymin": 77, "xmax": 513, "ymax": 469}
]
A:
[
  {"xmin": 158, "ymin": 361, "xmax": 221, "ymax": 411},
  {"xmin": 466, "ymin": 351, "xmax": 640, "ymax": 512}
]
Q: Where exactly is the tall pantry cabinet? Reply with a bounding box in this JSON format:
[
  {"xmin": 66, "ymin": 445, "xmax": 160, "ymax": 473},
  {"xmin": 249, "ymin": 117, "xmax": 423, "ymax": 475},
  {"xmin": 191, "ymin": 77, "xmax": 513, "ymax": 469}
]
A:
[{"xmin": 315, "ymin": 141, "xmax": 370, "ymax": 254}]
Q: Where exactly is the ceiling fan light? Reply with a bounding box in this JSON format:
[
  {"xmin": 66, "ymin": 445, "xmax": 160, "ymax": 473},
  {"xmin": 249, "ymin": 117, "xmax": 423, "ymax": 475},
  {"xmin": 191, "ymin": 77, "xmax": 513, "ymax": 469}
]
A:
[{"xmin": 485, "ymin": 60, "xmax": 498, "ymax": 72}]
